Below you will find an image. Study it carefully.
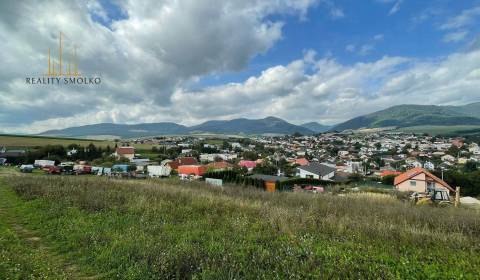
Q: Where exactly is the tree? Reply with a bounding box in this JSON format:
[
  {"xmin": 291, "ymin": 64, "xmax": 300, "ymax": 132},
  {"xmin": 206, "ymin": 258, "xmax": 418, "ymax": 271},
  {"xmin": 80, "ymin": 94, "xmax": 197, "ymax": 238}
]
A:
[
  {"xmin": 253, "ymin": 163, "xmax": 277, "ymax": 176},
  {"xmin": 242, "ymin": 151, "xmax": 258, "ymax": 161},
  {"xmin": 464, "ymin": 161, "xmax": 478, "ymax": 172},
  {"xmin": 381, "ymin": 175, "xmax": 396, "ymax": 185}
]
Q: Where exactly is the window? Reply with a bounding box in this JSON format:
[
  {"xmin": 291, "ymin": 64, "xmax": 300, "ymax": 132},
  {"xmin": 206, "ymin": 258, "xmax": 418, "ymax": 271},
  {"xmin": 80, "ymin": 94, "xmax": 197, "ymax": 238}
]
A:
[{"xmin": 410, "ymin": 180, "xmax": 416, "ymax": 186}]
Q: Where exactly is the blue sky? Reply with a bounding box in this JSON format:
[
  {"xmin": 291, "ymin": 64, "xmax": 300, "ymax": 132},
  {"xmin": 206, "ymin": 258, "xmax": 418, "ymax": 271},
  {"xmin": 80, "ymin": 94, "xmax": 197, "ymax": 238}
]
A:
[
  {"xmin": 195, "ymin": 0, "xmax": 480, "ymax": 87},
  {"xmin": 1, "ymin": 0, "xmax": 480, "ymax": 132}
]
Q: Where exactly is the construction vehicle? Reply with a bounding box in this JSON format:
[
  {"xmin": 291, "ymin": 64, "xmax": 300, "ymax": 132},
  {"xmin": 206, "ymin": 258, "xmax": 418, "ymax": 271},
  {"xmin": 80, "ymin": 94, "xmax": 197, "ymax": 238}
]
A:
[{"xmin": 411, "ymin": 188, "xmax": 452, "ymax": 207}]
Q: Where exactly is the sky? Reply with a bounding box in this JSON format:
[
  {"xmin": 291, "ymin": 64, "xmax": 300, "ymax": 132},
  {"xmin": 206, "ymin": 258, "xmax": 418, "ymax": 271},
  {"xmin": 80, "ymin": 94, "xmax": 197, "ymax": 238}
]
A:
[{"xmin": 1, "ymin": 0, "xmax": 480, "ymax": 133}]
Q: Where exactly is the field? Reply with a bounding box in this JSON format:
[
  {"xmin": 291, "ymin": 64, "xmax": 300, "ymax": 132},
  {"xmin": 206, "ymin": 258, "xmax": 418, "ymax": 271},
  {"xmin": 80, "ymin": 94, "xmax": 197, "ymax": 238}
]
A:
[
  {"xmin": 396, "ymin": 125, "xmax": 480, "ymax": 136},
  {"xmin": 0, "ymin": 171, "xmax": 479, "ymax": 279},
  {"xmin": 0, "ymin": 134, "xmax": 156, "ymax": 149}
]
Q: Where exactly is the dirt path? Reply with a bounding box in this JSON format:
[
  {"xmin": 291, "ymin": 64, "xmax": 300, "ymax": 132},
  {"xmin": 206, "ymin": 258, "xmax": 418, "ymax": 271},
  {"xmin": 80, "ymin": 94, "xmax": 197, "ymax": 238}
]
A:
[{"xmin": 0, "ymin": 178, "xmax": 101, "ymax": 279}]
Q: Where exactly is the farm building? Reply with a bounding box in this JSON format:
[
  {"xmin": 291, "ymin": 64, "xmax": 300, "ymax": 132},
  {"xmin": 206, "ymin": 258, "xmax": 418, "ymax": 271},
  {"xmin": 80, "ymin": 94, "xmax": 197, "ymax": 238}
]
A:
[{"xmin": 394, "ymin": 167, "xmax": 454, "ymax": 194}]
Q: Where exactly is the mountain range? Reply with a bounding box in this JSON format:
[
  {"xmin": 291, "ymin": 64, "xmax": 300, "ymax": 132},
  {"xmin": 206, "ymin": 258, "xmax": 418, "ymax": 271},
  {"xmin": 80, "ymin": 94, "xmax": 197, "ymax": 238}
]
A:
[
  {"xmin": 38, "ymin": 102, "xmax": 480, "ymax": 138},
  {"xmin": 40, "ymin": 117, "xmax": 317, "ymax": 138},
  {"xmin": 330, "ymin": 102, "xmax": 480, "ymax": 131}
]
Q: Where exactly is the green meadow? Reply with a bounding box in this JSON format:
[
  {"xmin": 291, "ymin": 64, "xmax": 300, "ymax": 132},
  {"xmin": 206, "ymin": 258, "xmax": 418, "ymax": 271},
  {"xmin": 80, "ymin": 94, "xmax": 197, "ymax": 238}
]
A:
[{"xmin": 0, "ymin": 173, "xmax": 479, "ymax": 279}]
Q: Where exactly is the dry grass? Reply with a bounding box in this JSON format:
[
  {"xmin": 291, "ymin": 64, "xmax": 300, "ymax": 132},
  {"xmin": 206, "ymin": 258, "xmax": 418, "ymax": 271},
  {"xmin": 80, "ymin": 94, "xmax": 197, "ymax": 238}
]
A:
[{"xmin": 2, "ymin": 175, "xmax": 480, "ymax": 279}]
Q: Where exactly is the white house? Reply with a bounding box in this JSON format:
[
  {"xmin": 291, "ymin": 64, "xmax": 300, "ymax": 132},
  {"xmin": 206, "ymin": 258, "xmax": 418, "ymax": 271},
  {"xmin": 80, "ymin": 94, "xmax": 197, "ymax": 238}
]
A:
[{"xmin": 296, "ymin": 162, "xmax": 335, "ymax": 180}]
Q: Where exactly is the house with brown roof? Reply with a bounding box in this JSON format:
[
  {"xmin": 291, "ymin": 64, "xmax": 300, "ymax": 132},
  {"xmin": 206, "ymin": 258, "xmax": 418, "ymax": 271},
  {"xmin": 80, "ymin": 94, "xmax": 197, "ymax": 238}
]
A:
[
  {"xmin": 394, "ymin": 167, "xmax": 454, "ymax": 194},
  {"xmin": 115, "ymin": 147, "xmax": 135, "ymax": 160},
  {"xmin": 167, "ymin": 157, "xmax": 198, "ymax": 170}
]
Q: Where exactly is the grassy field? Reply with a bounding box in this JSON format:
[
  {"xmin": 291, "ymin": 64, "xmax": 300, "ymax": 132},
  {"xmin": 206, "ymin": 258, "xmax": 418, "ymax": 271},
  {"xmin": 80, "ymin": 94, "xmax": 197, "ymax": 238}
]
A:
[
  {"xmin": 396, "ymin": 125, "xmax": 480, "ymax": 136},
  {"xmin": 0, "ymin": 174, "xmax": 479, "ymax": 279},
  {"xmin": 0, "ymin": 134, "xmax": 157, "ymax": 149}
]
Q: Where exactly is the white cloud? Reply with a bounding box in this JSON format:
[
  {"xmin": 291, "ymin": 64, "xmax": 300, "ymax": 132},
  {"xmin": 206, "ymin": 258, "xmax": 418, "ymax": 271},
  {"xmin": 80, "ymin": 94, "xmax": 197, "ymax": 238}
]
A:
[
  {"xmin": 441, "ymin": 6, "xmax": 480, "ymax": 30},
  {"xmin": 388, "ymin": 0, "xmax": 403, "ymax": 15},
  {"xmin": 443, "ymin": 30, "xmax": 469, "ymax": 43},
  {"xmin": 2, "ymin": 0, "xmax": 480, "ymax": 133},
  {"xmin": 345, "ymin": 44, "xmax": 356, "ymax": 52},
  {"xmin": 0, "ymin": 0, "xmax": 320, "ymax": 132}
]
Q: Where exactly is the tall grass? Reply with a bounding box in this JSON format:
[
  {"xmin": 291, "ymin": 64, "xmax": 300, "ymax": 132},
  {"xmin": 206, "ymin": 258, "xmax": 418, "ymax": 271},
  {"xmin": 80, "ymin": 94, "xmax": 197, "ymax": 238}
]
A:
[{"xmin": 4, "ymin": 175, "xmax": 480, "ymax": 279}]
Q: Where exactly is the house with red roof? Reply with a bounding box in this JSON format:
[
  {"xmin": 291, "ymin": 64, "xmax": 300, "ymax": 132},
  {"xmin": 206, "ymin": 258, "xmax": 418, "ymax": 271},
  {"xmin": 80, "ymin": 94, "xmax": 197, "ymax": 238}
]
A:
[
  {"xmin": 294, "ymin": 158, "xmax": 309, "ymax": 166},
  {"xmin": 380, "ymin": 170, "xmax": 401, "ymax": 178},
  {"xmin": 115, "ymin": 147, "xmax": 135, "ymax": 160},
  {"xmin": 178, "ymin": 165, "xmax": 206, "ymax": 177},
  {"xmin": 167, "ymin": 157, "xmax": 198, "ymax": 170},
  {"xmin": 394, "ymin": 167, "xmax": 454, "ymax": 194},
  {"xmin": 238, "ymin": 160, "xmax": 257, "ymax": 170}
]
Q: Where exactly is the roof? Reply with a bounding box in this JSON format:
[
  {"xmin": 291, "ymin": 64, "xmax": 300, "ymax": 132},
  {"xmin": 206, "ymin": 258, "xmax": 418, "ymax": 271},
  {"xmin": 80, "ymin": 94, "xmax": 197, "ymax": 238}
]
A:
[
  {"xmin": 380, "ymin": 170, "xmax": 401, "ymax": 177},
  {"xmin": 239, "ymin": 160, "xmax": 257, "ymax": 168},
  {"xmin": 178, "ymin": 165, "xmax": 206, "ymax": 175},
  {"xmin": 249, "ymin": 174, "xmax": 289, "ymax": 182},
  {"xmin": 167, "ymin": 157, "xmax": 198, "ymax": 169},
  {"xmin": 295, "ymin": 158, "xmax": 309, "ymax": 166},
  {"xmin": 116, "ymin": 147, "xmax": 135, "ymax": 155},
  {"xmin": 206, "ymin": 161, "xmax": 233, "ymax": 170},
  {"xmin": 297, "ymin": 162, "xmax": 336, "ymax": 176},
  {"xmin": 394, "ymin": 167, "xmax": 454, "ymax": 192}
]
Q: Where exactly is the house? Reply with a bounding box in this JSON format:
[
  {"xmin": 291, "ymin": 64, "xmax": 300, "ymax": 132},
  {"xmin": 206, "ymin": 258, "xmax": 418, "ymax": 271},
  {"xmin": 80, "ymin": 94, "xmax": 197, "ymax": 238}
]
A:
[
  {"xmin": 451, "ymin": 139, "xmax": 464, "ymax": 148},
  {"xmin": 296, "ymin": 162, "xmax": 336, "ymax": 180},
  {"xmin": 238, "ymin": 160, "xmax": 257, "ymax": 170},
  {"xmin": 205, "ymin": 161, "xmax": 233, "ymax": 171},
  {"xmin": 249, "ymin": 174, "xmax": 288, "ymax": 192},
  {"xmin": 115, "ymin": 147, "xmax": 135, "ymax": 160},
  {"xmin": 441, "ymin": 154, "xmax": 455, "ymax": 162},
  {"xmin": 178, "ymin": 165, "xmax": 206, "ymax": 177},
  {"xmin": 394, "ymin": 167, "xmax": 454, "ymax": 194},
  {"xmin": 167, "ymin": 157, "xmax": 198, "ymax": 170},
  {"xmin": 294, "ymin": 158, "xmax": 309, "ymax": 166}
]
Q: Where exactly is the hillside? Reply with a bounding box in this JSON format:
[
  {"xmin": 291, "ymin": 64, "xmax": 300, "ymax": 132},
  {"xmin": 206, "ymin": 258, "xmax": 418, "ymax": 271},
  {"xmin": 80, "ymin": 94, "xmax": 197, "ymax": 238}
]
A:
[
  {"xmin": 40, "ymin": 122, "xmax": 189, "ymax": 138},
  {"xmin": 0, "ymin": 175, "xmax": 479, "ymax": 278},
  {"xmin": 300, "ymin": 122, "xmax": 332, "ymax": 133},
  {"xmin": 39, "ymin": 117, "xmax": 314, "ymax": 138},
  {"xmin": 190, "ymin": 117, "xmax": 313, "ymax": 135},
  {"xmin": 331, "ymin": 103, "xmax": 480, "ymax": 131}
]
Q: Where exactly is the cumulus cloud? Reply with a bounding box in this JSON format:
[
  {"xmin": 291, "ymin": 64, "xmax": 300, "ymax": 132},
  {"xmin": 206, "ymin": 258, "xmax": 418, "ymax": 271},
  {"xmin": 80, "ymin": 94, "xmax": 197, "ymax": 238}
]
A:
[
  {"xmin": 0, "ymin": 0, "xmax": 319, "ymax": 132},
  {"xmin": 2, "ymin": 0, "xmax": 480, "ymax": 133}
]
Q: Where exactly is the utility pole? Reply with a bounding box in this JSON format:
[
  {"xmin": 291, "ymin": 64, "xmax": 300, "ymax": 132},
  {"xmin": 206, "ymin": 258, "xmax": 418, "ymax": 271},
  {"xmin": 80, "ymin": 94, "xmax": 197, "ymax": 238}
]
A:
[{"xmin": 455, "ymin": 187, "xmax": 460, "ymax": 207}]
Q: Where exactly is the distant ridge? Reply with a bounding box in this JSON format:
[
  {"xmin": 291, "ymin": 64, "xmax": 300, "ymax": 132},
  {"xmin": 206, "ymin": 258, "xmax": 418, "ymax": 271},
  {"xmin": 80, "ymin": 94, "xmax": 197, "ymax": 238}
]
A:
[
  {"xmin": 331, "ymin": 102, "xmax": 480, "ymax": 131},
  {"xmin": 39, "ymin": 117, "xmax": 314, "ymax": 138},
  {"xmin": 300, "ymin": 122, "xmax": 332, "ymax": 133}
]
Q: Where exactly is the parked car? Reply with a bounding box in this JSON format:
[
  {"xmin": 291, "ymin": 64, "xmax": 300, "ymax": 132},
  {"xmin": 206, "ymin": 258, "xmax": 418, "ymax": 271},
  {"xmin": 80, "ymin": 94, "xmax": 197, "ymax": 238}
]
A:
[
  {"xmin": 19, "ymin": 164, "xmax": 34, "ymax": 173},
  {"xmin": 43, "ymin": 165, "xmax": 61, "ymax": 174},
  {"xmin": 74, "ymin": 164, "xmax": 92, "ymax": 175},
  {"xmin": 60, "ymin": 165, "xmax": 75, "ymax": 175}
]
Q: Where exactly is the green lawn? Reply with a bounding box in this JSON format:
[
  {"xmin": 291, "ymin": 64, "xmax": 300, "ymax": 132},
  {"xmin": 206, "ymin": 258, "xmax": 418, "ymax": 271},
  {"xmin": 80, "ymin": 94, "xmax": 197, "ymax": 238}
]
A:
[{"xmin": 0, "ymin": 175, "xmax": 479, "ymax": 279}]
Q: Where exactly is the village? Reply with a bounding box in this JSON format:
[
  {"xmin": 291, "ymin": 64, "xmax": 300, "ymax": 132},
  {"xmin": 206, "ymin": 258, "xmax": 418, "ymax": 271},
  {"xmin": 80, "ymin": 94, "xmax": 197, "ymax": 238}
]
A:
[{"xmin": 1, "ymin": 131, "xmax": 480, "ymax": 206}]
